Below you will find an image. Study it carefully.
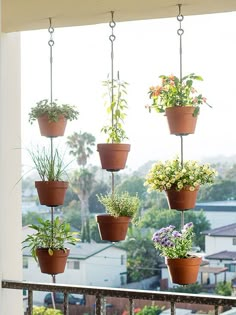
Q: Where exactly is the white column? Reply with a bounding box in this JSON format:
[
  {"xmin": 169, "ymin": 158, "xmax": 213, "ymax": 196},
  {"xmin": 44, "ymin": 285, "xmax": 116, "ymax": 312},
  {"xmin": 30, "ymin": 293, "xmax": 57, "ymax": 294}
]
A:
[{"xmin": 0, "ymin": 24, "xmax": 23, "ymax": 315}]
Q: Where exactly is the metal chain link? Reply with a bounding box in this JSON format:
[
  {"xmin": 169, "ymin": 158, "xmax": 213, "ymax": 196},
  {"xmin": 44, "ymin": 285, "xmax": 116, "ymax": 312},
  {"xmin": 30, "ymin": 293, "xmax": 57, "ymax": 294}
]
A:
[
  {"xmin": 48, "ymin": 18, "xmax": 54, "ymax": 107},
  {"xmin": 177, "ymin": 4, "xmax": 184, "ymax": 82}
]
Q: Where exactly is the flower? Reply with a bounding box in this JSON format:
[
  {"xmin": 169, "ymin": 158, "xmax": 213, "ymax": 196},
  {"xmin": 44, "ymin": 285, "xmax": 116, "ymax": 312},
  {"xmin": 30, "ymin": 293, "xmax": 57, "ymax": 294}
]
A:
[
  {"xmin": 144, "ymin": 156, "xmax": 217, "ymax": 192},
  {"xmin": 147, "ymin": 73, "xmax": 211, "ymax": 115},
  {"xmin": 152, "ymin": 222, "xmax": 194, "ymax": 258}
]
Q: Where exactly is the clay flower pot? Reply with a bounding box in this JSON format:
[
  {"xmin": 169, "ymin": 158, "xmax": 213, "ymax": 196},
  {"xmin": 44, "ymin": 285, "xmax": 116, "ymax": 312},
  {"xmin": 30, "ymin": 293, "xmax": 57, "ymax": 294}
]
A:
[
  {"xmin": 97, "ymin": 143, "xmax": 131, "ymax": 172},
  {"xmin": 165, "ymin": 107, "xmax": 198, "ymax": 135},
  {"xmin": 35, "ymin": 181, "xmax": 69, "ymax": 207},
  {"xmin": 36, "ymin": 248, "xmax": 70, "ymax": 275},
  {"xmin": 96, "ymin": 214, "xmax": 131, "ymax": 242},
  {"xmin": 37, "ymin": 114, "xmax": 67, "ymax": 137},
  {"xmin": 166, "ymin": 256, "xmax": 202, "ymax": 285},
  {"xmin": 165, "ymin": 186, "xmax": 199, "ymax": 210}
]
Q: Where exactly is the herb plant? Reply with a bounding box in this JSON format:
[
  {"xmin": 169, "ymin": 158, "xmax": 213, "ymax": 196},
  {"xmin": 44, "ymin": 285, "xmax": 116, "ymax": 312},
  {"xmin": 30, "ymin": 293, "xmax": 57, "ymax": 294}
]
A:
[
  {"xmin": 101, "ymin": 76, "xmax": 129, "ymax": 143},
  {"xmin": 97, "ymin": 191, "xmax": 140, "ymax": 222},
  {"xmin": 28, "ymin": 146, "xmax": 70, "ymax": 181},
  {"xmin": 28, "ymin": 99, "xmax": 79, "ymax": 124},
  {"xmin": 22, "ymin": 217, "xmax": 80, "ymax": 261}
]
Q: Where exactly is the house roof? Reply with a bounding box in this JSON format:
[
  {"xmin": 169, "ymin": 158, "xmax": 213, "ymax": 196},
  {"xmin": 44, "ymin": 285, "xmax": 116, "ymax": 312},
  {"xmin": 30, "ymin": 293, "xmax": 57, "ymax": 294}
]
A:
[
  {"xmin": 205, "ymin": 250, "xmax": 236, "ymax": 261},
  {"xmin": 23, "ymin": 242, "xmax": 126, "ymax": 260},
  {"xmin": 22, "ymin": 225, "xmax": 126, "ymax": 260},
  {"xmin": 202, "ymin": 223, "xmax": 236, "ymax": 237}
]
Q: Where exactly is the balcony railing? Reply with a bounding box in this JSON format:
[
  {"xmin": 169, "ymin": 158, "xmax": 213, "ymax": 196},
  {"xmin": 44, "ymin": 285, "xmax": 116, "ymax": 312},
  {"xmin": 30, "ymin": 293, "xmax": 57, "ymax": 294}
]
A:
[{"xmin": 2, "ymin": 279, "xmax": 236, "ymax": 315}]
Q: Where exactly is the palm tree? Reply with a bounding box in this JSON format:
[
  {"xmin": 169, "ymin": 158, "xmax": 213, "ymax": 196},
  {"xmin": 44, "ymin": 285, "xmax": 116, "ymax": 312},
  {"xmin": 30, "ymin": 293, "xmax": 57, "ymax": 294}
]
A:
[
  {"xmin": 67, "ymin": 131, "xmax": 96, "ymax": 241},
  {"xmin": 67, "ymin": 131, "xmax": 95, "ymax": 167}
]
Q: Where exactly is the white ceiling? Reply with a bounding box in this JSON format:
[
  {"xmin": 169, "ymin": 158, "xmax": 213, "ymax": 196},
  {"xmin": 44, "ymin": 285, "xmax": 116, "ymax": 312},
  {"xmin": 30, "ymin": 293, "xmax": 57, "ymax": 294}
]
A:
[{"xmin": 2, "ymin": 0, "xmax": 236, "ymax": 33}]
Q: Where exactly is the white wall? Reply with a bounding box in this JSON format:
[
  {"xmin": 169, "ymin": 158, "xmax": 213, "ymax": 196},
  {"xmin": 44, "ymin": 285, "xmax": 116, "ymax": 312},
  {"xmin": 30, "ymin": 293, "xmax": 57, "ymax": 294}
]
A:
[
  {"xmin": 205, "ymin": 236, "xmax": 236, "ymax": 255},
  {"xmin": 0, "ymin": 29, "xmax": 23, "ymax": 313}
]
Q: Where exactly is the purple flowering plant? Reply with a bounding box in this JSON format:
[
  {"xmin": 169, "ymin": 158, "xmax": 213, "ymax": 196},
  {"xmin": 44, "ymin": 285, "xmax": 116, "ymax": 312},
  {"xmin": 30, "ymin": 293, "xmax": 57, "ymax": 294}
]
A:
[{"xmin": 152, "ymin": 222, "xmax": 194, "ymax": 259}]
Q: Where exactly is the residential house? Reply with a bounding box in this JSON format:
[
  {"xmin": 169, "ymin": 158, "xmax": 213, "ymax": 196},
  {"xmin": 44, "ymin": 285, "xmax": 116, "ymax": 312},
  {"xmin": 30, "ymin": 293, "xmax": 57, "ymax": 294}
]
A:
[{"xmin": 202, "ymin": 224, "xmax": 236, "ymax": 285}]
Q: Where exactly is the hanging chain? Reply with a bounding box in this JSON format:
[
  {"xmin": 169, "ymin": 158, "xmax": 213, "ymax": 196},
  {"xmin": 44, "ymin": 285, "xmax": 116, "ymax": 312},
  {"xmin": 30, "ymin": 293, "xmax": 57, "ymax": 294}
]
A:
[
  {"xmin": 177, "ymin": 4, "xmax": 184, "ymax": 82},
  {"xmin": 109, "ymin": 12, "xmax": 116, "ymax": 194},
  {"xmin": 48, "ymin": 18, "xmax": 54, "ymax": 106},
  {"xmin": 48, "ymin": 18, "xmax": 55, "ymax": 264},
  {"xmin": 109, "ymin": 11, "xmax": 116, "ymax": 130}
]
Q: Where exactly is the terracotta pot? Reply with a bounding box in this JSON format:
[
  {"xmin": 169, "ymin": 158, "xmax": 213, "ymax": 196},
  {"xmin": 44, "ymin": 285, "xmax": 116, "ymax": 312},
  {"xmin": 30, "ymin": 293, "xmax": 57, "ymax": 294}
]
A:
[
  {"xmin": 96, "ymin": 214, "xmax": 131, "ymax": 242},
  {"xmin": 35, "ymin": 181, "xmax": 68, "ymax": 207},
  {"xmin": 37, "ymin": 114, "xmax": 67, "ymax": 137},
  {"xmin": 166, "ymin": 256, "xmax": 202, "ymax": 285},
  {"xmin": 165, "ymin": 107, "xmax": 198, "ymax": 135},
  {"xmin": 97, "ymin": 143, "xmax": 131, "ymax": 172},
  {"xmin": 165, "ymin": 186, "xmax": 199, "ymax": 210},
  {"xmin": 36, "ymin": 248, "xmax": 69, "ymax": 275}
]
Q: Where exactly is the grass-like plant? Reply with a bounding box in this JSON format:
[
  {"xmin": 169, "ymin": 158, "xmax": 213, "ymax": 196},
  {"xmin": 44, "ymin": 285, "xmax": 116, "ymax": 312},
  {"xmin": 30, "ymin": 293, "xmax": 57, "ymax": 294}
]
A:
[{"xmin": 28, "ymin": 146, "xmax": 70, "ymax": 181}]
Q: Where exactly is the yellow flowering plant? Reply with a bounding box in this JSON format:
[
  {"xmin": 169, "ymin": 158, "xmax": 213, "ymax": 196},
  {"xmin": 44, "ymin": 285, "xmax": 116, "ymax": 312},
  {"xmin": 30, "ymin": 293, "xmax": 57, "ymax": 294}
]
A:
[
  {"xmin": 147, "ymin": 73, "xmax": 211, "ymax": 116},
  {"xmin": 144, "ymin": 156, "xmax": 217, "ymax": 192}
]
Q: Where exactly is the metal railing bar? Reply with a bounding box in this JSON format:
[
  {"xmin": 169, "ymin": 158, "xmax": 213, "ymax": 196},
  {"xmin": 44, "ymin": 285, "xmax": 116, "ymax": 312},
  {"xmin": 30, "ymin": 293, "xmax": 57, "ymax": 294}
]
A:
[
  {"xmin": 95, "ymin": 295, "xmax": 102, "ymax": 315},
  {"xmin": 215, "ymin": 304, "xmax": 219, "ymax": 315},
  {"xmin": 64, "ymin": 292, "xmax": 69, "ymax": 315},
  {"xmin": 3, "ymin": 280, "xmax": 236, "ymax": 307},
  {"xmin": 27, "ymin": 290, "xmax": 33, "ymax": 315},
  {"xmin": 129, "ymin": 298, "xmax": 134, "ymax": 315},
  {"xmin": 171, "ymin": 301, "xmax": 175, "ymax": 315}
]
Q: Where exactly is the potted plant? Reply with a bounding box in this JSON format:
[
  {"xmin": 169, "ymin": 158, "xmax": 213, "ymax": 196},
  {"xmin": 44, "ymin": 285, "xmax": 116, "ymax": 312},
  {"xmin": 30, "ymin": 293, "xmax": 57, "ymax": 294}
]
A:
[
  {"xmin": 28, "ymin": 99, "xmax": 79, "ymax": 137},
  {"xmin": 144, "ymin": 156, "xmax": 217, "ymax": 210},
  {"xmin": 22, "ymin": 217, "xmax": 80, "ymax": 275},
  {"xmin": 29, "ymin": 146, "xmax": 70, "ymax": 207},
  {"xmin": 152, "ymin": 222, "xmax": 202, "ymax": 285},
  {"xmin": 96, "ymin": 191, "xmax": 140, "ymax": 242},
  {"xmin": 97, "ymin": 76, "xmax": 131, "ymax": 172},
  {"xmin": 147, "ymin": 73, "xmax": 211, "ymax": 135}
]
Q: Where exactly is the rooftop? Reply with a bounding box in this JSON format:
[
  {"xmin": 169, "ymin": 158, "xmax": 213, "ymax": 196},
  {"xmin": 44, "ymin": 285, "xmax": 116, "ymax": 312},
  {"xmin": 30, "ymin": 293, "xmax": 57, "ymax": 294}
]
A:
[{"xmin": 202, "ymin": 223, "xmax": 236, "ymax": 237}]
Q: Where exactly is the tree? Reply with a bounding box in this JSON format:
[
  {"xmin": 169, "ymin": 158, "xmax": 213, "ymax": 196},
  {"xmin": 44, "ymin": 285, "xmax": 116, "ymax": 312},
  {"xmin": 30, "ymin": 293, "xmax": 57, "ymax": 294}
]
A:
[
  {"xmin": 67, "ymin": 131, "xmax": 96, "ymax": 242},
  {"xmin": 198, "ymin": 180, "xmax": 236, "ymax": 201},
  {"xmin": 67, "ymin": 131, "xmax": 95, "ymax": 167},
  {"xmin": 139, "ymin": 208, "xmax": 210, "ymax": 251},
  {"xmin": 89, "ymin": 181, "xmax": 110, "ymax": 213},
  {"xmin": 120, "ymin": 227, "xmax": 161, "ymax": 282}
]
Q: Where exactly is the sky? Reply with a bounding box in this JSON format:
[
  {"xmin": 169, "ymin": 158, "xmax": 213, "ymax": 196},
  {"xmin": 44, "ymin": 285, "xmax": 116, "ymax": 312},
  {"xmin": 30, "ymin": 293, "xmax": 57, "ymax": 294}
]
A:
[{"xmin": 21, "ymin": 11, "xmax": 236, "ymax": 172}]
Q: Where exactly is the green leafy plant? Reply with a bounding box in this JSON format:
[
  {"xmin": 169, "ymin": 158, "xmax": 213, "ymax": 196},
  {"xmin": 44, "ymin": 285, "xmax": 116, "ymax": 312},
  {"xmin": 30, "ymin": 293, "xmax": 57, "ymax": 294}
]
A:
[
  {"xmin": 22, "ymin": 217, "xmax": 80, "ymax": 261},
  {"xmin": 136, "ymin": 305, "xmax": 165, "ymax": 315},
  {"xmin": 33, "ymin": 306, "xmax": 62, "ymax": 315},
  {"xmin": 215, "ymin": 281, "xmax": 232, "ymax": 296},
  {"xmin": 101, "ymin": 75, "xmax": 129, "ymax": 143},
  {"xmin": 152, "ymin": 222, "xmax": 195, "ymax": 258},
  {"xmin": 144, "ymin": 156, "xmax": 217, "ymax": 192},
  {"xmin": 28, "ymin": 146, "xmax": 70, "ymax": 181},
  {"xmin": 28, "ymin": 99, "xmax": 79, "ymax": 124},
  {"xmin": 147, "ymin": 73, "xmax": 211, "ymax": 116},
  {"xmin": 97, "ymin": 191, "xmax": 140, "ymax": 223}
]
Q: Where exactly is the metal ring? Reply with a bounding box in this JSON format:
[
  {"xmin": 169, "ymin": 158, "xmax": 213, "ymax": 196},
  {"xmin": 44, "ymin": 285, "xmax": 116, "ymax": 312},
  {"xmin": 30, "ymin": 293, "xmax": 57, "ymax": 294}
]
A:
[
  {"xmin": 177, "ymin": 29, "xmax": 184, "ymax": 36},
  {"xmin": 109, "ymin": 21, "xmax": 116, "ymax": 28},
  {"xmin": 48, "ymin": 39, "xmax": 54, "ymax": 46},
  {"xmin": 177, "ymin": 14, "xmax": 184, "ymax": 22},
  {"xmin": 48, "ymin": 26, "xmax": 54, "ymax": 34},
  {"xmin": 109, "ymin": 34, "xmax": 116, "ymax": 42}
]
